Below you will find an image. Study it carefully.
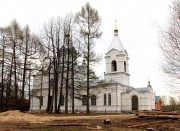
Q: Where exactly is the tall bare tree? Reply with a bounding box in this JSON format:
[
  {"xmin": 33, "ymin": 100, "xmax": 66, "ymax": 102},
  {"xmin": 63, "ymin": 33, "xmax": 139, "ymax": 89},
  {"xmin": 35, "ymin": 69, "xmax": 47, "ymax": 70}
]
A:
[
  {"xmin": 75, "ymin": 2, "xmax": 102, "ymax": 114},
  {"xmin": 0, "ymin": 27, "xmax": 16, "ymax": 111},
  {"xmin": 159, "ymin": 0, "xmax": 180, "ymax": 94},
  {"xmin": 63, "ymin": 14, "xmax": 76, "ymax": 114},
  {"xmin": 20, "ymin": 25, "xmax": 43, "ymax": 99},
  {"xmin": 0, "ymin": 27, "xmax": 6, "ymax": 111},
  {"xmin": 41, "ymin": 18, "xmax": 63, "ymax": 113},
  {"xmin": 0, "ymin": 20, "xmax": 44, "ymax": 112},
  {"xmin": 7, "ymin": 20, "xmax": 23, "ymax": 109},
  {"xmin": 169, "ymin": 96, "xmax": 177, "ymax": 111}
]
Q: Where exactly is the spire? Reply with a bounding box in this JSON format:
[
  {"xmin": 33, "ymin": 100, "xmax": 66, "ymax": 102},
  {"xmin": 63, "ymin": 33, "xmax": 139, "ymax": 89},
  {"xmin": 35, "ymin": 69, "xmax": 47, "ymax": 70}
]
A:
[
  {"xmin": 107, "ymin": 20, "xmax": 124, "ymax": 53},
  {"xmin": 114, "ymin": 19, "xmax": 118, "ymax": 35},
  {"xmin": 148, "ymin": 75, "xmax": 151, "ymax": 85}
]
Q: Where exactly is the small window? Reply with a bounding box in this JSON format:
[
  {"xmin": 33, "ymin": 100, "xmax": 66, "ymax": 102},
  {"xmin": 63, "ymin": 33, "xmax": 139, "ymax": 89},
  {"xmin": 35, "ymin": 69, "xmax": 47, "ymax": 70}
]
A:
[
  {"xmin": 108, "ymin": 93, "xmax": 111, "ymax": 106},
  {"xmin": 91, "ymin": 94, "xmax": 96, "ymax": 106},
  {"xmin": 60, "ymin": 95, "xmax": 64, "ymax": 106},
  {"xmin": 111, "ymin": 60, "xmax": 117, "ymax": 71},
  {"xmin": 82, "ymin": 95, "xmax": 87, "ymax": 105},
  {"xmin": 124, "ymin": 61, "xmax": 126, "ymax": 72},
  {"xmin": 104, "ymin": 94, "xmax": 107, "ymax": 105}
]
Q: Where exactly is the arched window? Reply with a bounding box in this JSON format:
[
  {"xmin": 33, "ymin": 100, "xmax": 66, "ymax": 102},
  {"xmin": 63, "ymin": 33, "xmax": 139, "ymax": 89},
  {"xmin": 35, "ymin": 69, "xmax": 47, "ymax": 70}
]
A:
[
  {"xmin": 108, "ymin": 93, "xmax": 111, "ymax": 106},
  {"xmin": 111, "ymin": 60, "xmax": 117, "ymax": 71},
  {"xmin": 82, "ymin": 95, "xmax": 87, "ymax": 105},
  {"xmin": 91, "ymin": 94, "xmax": 96, "ymax": 106},
  {"xmin": 104, "ymin": 93, "xmax": 107, "ymax": 105},
  {"xmin": 60, "ymin": 95, "xmax": 64, "ymax": 106},
  {"xmin": 124, "ymin": 61, "xmax": 126, "ymax": 72}
]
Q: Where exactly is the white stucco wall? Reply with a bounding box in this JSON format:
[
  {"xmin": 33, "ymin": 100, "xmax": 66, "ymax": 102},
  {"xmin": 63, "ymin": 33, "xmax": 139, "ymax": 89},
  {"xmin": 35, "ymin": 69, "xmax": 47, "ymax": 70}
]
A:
[
  {"xmin": 104, "ymin": 49, "xmax": 130, "ymax": 86},
  {"xmin": 30, "ymin": 83, "xmax": 128, "ymax": 113},
  {"xmin": 121, "ymin": 89, "xmax": 155, "ymax": 111}
]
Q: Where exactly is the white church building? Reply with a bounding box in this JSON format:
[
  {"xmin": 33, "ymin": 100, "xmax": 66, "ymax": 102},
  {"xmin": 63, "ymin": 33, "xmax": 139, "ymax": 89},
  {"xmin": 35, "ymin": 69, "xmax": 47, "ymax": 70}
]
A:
[{"xmin": 30, "ymin": 25, "xmax": 155, "ymax": 113}]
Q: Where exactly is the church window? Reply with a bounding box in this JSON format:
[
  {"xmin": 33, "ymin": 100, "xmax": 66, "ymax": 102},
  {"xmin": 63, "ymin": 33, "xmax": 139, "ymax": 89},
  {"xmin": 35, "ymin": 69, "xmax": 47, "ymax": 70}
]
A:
[
  {"xmin": 108, "ymin": 93, "xmax": 111, "ymax": 106},
  {"xmin": 60, "ymin": 95, "xmax": 64, "ymax": 106},
  {"xmin": 124, "ymin": 61, "xmax": 126, "ymax": 72},
  {"xmin": 91, "ymin": 94, "xmax": 96, "ymax": 106},
  {"xmin": 104, "ymin": 93, "xmax": 107, "ymax": 105},
  {"xmin": 111, "ymin": 60, "xmax": 117, "ymax": 71},
  {"xmin": 82, "ymin": 95, "xmax": 87, "ymax": 105}
]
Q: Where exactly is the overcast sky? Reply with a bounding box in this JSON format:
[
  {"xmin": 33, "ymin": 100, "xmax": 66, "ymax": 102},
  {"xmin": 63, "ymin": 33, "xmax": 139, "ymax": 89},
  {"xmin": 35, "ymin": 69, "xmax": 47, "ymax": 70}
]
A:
[{"xmin": 0, "ymin": 0, "xmax": 173, "ymax": 96}]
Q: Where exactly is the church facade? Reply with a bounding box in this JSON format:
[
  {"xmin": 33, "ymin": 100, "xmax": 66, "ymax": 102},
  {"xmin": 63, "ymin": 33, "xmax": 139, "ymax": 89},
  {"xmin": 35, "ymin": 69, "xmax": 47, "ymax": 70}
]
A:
[{"xmin": 30, "ymin": 25, "xmax": 155, "ymax": 113}]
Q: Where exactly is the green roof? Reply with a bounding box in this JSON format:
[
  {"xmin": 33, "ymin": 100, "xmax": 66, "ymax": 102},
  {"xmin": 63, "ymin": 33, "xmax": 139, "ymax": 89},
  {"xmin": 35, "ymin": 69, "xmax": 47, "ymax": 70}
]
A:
[{"xmin": 155, "ymin": 96, "xmax": 160, "ymax": 103}]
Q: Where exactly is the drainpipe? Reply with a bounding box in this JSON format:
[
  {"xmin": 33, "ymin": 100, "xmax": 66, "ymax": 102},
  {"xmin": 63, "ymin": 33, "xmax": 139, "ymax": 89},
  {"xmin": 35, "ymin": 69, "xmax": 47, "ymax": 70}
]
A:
[
  {"xmin": 116, "ymin": 84, "xmax": 118, "ymax": 108},
  {"xmin": 120, "ymin": 96, "xmax": 122, "ymax": 112}
]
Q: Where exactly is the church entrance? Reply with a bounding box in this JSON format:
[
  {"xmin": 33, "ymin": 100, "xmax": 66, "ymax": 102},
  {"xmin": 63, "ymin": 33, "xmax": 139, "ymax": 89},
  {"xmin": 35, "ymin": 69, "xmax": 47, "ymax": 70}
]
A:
[{"xmin": 132, "ymin": 95, "xmax": 138, "ymax": 110}]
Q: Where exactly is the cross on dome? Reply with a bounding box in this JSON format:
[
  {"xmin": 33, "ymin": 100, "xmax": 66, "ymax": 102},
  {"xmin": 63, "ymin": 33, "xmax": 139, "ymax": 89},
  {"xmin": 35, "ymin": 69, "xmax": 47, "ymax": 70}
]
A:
[{"xmin": 114, "ymin": 19, "xmax": 118, "ymax": 33}]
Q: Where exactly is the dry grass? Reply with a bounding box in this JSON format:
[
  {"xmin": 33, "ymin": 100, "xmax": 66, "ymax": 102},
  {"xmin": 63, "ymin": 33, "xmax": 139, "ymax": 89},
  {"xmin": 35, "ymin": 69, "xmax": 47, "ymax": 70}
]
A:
[
  {"xmin": 0, "ymin": 110, "xmax": 135, "ymax": 124},
  {"xmin": 0, "ymin": 110, "xmax": 50, "ymax": 123}
]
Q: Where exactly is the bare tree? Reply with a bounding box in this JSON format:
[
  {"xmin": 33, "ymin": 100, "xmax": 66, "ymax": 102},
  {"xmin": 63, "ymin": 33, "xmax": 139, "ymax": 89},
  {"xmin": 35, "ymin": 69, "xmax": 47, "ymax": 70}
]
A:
[
  {"xmin": 9, "ymin": 20, "xmax": 22, "ymax": 108},
  {"xmin": 169, "ymin": 96, "xmax": 177, "ymax": 111},
  {"xmin": 0, "ymin": 27, "xmax": 7, "ymax": 111},
  {"xmin": 63, "ymin": 14, "xmax": 76, "ymax": 114},
  {"xmin": 160, "ymin": 95, "xmax": 168, "ymax": 106},
  {"xmin": 41, "ymin": 18, "xmax": 64, "ymax": 113},
  {"xmin": 56, "ymin": 14, "xmax": 81, "ymax": 114},
  {"xmin": 159, "ymin": 0, "xmax": 180, "ymax": 94},
  {"xmin": 20, "ymin": 25, "xmax": 43, "ymax": 99},
  {"xmin": 75, "ymin": 2, "xmax": 102, "ymax": 114},
  {"xmin": 0, "ymin": 20, "xmax": 45, "ymax": 112},
  {"xmin": 0, "ymin": 27, "xmax": 15, "ymax": 111}
]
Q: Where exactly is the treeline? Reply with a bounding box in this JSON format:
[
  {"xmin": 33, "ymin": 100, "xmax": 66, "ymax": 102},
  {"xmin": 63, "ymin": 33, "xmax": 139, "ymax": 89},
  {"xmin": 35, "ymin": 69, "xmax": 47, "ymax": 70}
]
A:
[
  {"xmin": 161, "ymin": 96, "xmax": 180, "ymax": 111},
  {"xmin": 0, "ymin": 2, "xmax": 102, "ymax": 114}
]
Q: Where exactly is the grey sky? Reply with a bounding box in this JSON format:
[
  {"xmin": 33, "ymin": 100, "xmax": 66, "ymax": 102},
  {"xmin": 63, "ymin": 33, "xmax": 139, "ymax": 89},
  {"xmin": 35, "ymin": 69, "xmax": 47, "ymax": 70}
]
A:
[{"xmin": 0, "ymin": 0, "xmax": 173, "ymax": 95}]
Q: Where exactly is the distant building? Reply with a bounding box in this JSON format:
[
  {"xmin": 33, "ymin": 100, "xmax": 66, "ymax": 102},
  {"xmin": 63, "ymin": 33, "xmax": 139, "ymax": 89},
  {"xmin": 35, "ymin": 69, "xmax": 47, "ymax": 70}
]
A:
[
  {"xmin": 30, "ymin": 24, "xmax": 155, "ymax": 112},
  {"xmin": 155, "ymin": 96, "xmax": 162, "ymax": 111}
]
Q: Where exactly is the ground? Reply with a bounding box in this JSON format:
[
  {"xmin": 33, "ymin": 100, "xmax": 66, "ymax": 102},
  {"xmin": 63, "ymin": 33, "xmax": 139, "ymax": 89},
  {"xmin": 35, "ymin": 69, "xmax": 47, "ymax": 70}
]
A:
[{"xmin": 0, "ymin": 111, "xmax": 180, "ymax": 131}]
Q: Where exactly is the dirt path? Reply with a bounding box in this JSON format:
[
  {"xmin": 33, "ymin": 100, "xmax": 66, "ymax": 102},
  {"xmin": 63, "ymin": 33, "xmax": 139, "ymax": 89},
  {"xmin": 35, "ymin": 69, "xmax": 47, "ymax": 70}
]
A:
[{"xmin": 0, "ymin": 110, "xmax": 180, "ymax": 131}]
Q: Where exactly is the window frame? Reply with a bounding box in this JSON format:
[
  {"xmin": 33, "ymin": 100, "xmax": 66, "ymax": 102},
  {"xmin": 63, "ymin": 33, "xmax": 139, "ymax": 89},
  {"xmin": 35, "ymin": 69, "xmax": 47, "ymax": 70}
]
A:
[
  {"xmin": 91, "ymin": 94, "xmax": 96, "ymax": 106},
  {"xmin": 82, "ymin": 95, "xmax": 87, "ymax": 106},
  {"xmin": 108, "ymin": 93, "xmax": 111, "ymax": 106},
  {"xmin": 111, "ymin": 60, "xmax": 117, "ymax": 72},
  {"xmin": 124, "ymin": 61, "xmax": 126, "ymax": 72},
  {"xmin": 104, "ymin": 93, "xmax": 107, "ymax": 105}
]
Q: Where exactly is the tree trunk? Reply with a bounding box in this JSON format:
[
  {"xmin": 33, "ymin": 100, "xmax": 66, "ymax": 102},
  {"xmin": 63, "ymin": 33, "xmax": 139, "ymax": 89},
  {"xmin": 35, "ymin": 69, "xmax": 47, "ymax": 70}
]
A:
[
  {"xmin": 86, "ymin": 40, "xmax": 90, "ymax": 114},
  {"xmin": 28, "ymin": 70, "xmax": 31, "ymax": 109},
  {"xmin": 86, "ymin": 13, "xmax": 90, "ymax": 114},
  {"xmin": 58, "ymin": 46, "xmax": 65, "ymax": 112},
  {"xmin": 6, "ymin": 55, "xmax": 13, "ymax": 111},
  {"xmin": 49, "ymin": 62, "xmax": 55, "ymax": 113},
  {"xmin": 40, "ymin": 67, "xmax": 43, "ymax": 111},
  {"xmin": 71, "ymin": 46, "xmax": 75, "ymax": 114},
  {"xmin": 1, "ymin": 37, "xmax": 5, "ymax": 112},
  {"xmin": 54, "ymin": 67, "xmax": 59, "ymax": 113},
  {"xmin": 46, "ymin": 63, "xmax": 51, "ymax": 113},
  {"xmin": 21, "ymin": 40, "xmax": 28, "ymax": 99},
  {"xmin": 13, "ymin": 40, "xmax": 18, "ymax": 109},
  {"xmin": 65, "ymin": 34, "xmax": 70, "ymax": 114}
]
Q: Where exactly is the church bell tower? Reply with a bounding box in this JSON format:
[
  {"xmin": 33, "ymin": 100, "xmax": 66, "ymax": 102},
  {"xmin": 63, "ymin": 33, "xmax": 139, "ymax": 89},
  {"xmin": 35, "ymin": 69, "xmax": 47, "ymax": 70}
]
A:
[{"xmin": 104, "ymin": 23, "xmax": 130, "ymax": 86}]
